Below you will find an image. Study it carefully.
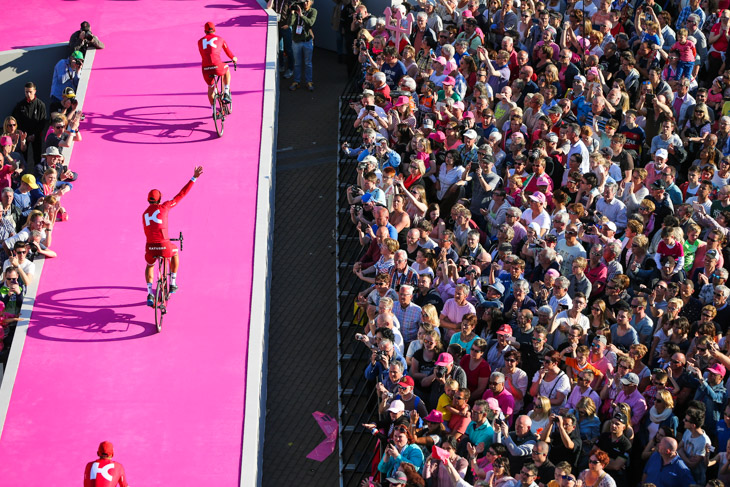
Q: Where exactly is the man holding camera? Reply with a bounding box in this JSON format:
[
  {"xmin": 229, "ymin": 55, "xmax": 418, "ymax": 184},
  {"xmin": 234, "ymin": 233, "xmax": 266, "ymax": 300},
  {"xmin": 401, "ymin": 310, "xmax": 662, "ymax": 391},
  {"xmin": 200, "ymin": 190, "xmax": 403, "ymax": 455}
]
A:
[
  {"xmin": 288, "ymin": 0, "xmax": 317, "ymax": 92},
  {"xmin": 69, "ymin": 21, "xmax": 105, "ymax": 56},
  {"xmin": 50, "ymin": 51, "xmax": 84, "ymax": 105},
  {"xmin": 422, "ymin": 352, "xmax": 467, "ymax": 410}
]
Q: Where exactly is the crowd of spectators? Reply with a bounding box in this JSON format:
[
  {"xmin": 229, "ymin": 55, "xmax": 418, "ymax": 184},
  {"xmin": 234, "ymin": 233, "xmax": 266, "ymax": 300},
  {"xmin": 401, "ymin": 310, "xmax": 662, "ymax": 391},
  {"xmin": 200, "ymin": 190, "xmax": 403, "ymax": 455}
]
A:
[
  {"xmin": 0, "ymin": 21, "xmax": 102, "ymax": 367},
  {"xmin": 339, "ymin": 0, "xmax": 730, "ymax": 485}
]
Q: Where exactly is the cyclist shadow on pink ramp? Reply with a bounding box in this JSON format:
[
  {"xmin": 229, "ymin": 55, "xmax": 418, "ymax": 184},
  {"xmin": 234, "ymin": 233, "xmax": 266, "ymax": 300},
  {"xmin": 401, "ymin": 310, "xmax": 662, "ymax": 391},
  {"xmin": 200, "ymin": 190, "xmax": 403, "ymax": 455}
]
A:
[
  {"xmin": 80, "ymin": 105, "xmax": 220, "ymax": 144},
  {"xmin": 26, "ymin": 286, "xmax": 159, "ymax": 341}
]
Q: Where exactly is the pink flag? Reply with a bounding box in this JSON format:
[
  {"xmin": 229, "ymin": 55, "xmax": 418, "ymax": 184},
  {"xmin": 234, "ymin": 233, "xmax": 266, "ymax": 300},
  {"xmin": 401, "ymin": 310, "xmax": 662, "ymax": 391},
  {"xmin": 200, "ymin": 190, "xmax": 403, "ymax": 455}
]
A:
[{"xmin": 306, "ymin": 412, "xmax": 338, "ymax": 461}]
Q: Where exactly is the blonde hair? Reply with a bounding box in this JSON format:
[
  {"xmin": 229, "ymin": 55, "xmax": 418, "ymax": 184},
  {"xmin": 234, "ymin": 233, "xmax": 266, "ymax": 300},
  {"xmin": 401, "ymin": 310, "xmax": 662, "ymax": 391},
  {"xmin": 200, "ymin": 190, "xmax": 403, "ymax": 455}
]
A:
[
  {"xmin": 531, "ymin": 396, "xmax": 551, "ymax": 421},
  {"xmin": 656, "ymin": 389, "xmax": 674, "ymax": 410},
  {"xmin": 422, "ymin": 303, "xmax": 441, "ymax": 327}
]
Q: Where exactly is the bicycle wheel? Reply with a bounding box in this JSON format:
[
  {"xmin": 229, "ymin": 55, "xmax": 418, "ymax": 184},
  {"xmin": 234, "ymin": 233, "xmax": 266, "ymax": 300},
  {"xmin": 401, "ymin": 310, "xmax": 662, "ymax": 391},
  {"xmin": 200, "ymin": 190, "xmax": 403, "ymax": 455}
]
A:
[
  {"xmin": 154, "ymin": 259, "xmax": 167, "ymax": 333},
  {"xmin": 212, "ymin": 96, "xmax": 224, "ymax": 137}
]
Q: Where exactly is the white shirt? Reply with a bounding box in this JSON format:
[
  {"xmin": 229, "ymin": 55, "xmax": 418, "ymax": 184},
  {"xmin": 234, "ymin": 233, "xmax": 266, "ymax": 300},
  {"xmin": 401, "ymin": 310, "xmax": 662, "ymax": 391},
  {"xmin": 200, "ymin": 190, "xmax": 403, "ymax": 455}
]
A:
[
  {"xmin": 567, "ymin": 140, "xmax": 590, "ymax": 173},
  {"xmin": 3, "ymin": 257, "xmax": 35, "ymax": 278}
]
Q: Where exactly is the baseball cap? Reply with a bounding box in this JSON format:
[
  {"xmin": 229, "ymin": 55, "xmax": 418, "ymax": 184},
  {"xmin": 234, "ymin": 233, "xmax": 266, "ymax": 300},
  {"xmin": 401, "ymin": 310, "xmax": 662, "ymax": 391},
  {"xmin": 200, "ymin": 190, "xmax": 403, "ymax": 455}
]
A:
[
  {"xmin": 70, "ymin": 51, "xmax": 84, "ymax": 61},
  {"xmin": 536, "ymin": 174, "xmax": 551, "ymax": 187},
  {"xmin": 434, "ymin": 56, "xmax": 447, "ymax": 66},
  {"xmin": 620, "ymin": 372, "xmax": 640, "ymax": 386},
  {"xmin": 361, "ymin": 155, "xmax": 378, "ymax": 165},
  {"xmin": 574, "ymin": 75, "xmax": 586, "ymax": 84},
  {"xmin": 387, "ymin": 400, "xmax": 405, "ymax": 413},
  {"xmin": 97, "ymin": 441, "xmax": 114, "ymax": 457},
  {"xmin": 496, "ymin": 324, "xmax": 513, "ymax": 335},
  {"xmin": 453, "ymin": 101, "xmax": 465, "ymax": 111},
  {"xmin": 708, "ymin": 363, "xmax": 727, "ymax": 378},
  {"xmin": 442, "ymin": 76, "xmax": 456, "ymax": 86},
  {"xmin": 204, "ymin": 21, "xmax": 216, "ymax": 32},
  {"xmin": 464, "ymin": 111, "xmax": 475, "ymax": 119},
  {"xmin": 395, "ymin": 95, "xmax": 410, "ymax": 107},
  {"xmin": 0, "ymin": 136, "xmax": 11, "ymax": 147},
  {"xmin": 613, "ymin": 411, "xmax": 629, "ymax": 425},
  {"xmin": 463, "ymin": 129, "xmax": 478, "ymax": 140},
  {"xmin": 362, "ymin": 89, "xmax": 375, "ymax": 97},
  {"xmin": 428, "ymin": 131, "xmax": 446, "ymax": 143},
  {"xmin": 528, "ymin": 222, "xmax": 541, "ymax": 234},
  {"xmin": 548, "ymin": 104, "xmax": 562, "ymax": 115},
  {"xmin": 605, "ymin": 221, "xmax": 617, "ymax": 232},
  {"xmin": 465, "ymin": 17, "xmax": 478, "ymax": 25},
  {"xmin": 424, "ymin": 410, "xmax": 444, "ymax": 423},
  {"xmin": 386, "ymin": 471, "xmax": 408, "ymax": 484},
  {"xmin": 529, "ymin": 192, "xmax": 547, "ymax": 205},
  {"xmin": 593, "ymin": 335, "xmax": 607, "ymax": 346},
  {"xmin": 488, "ymin": 281, "xmax": 505, "ymax": 295},
  {"xmin": 651, "ymin": 179, "xmax": 667, "ymax": 190},
  {"xmin": 63, "ymin": 87, "xmax": 76, "ymax": 98},
  {"xmin": 435, "ymin": 352, "xmax": 454, "ymax": 366},
  {"xmin": 148, "ymin": 189, "xmax": 162, "ymax": 203},
  {"xmin": 21, "ymin": 174, "xmax": 39, "ymax": 190},
  {"xmin": 486, "ymin": 398, "xmax": 501, "ymax": 411},
  {"xmin": 422, "ymin": 118, "xmax": 434, "ymax": 129},
  {"xmin": 546, "ymin": 132, "xmax": 559, "ymax": 142},
  {"xmin": 398, "ymin": 376, "xmax": 415, "ymax": 388},
  {"xmin": 706, "ymin": 249, "xmax": 720, "ymax": 260},
  {"xmin": 655, "ymin": 148, "xmax": 669, "ymax": 159}
]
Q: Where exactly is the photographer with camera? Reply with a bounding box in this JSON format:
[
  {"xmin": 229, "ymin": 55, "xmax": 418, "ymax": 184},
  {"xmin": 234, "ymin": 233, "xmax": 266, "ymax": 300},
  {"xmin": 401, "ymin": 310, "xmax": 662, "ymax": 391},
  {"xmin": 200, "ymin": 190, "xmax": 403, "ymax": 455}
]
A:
[
  {"xmin": 287, "ymin": 0, "xmax": 317, "ymax": 92},
  {"xmin": 422, "ymin": 352, "xmax": 467, "ymax": 410},
  {"xmin": 69, "ymin": 21, "xmax": 105, "ymax": 56},
  {"xmin": 364, "ymin": 337, "xmax": 407, "ymax": 384},
  {"xmin": 50, "ymin": 51, "xmax": 84, "ymax": 105}
]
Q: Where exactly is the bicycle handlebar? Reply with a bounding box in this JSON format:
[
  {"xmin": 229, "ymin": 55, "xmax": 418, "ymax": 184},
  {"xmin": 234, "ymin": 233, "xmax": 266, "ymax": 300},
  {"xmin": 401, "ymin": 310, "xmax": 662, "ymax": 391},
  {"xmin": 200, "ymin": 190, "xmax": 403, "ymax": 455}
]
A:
[
  {"xmin": 170, "ymin": 231, "xmax": 184, "ymax": 251},
  {"xmin": 226, "ymin": 60, "xmax": 237, "ymax": 71}
]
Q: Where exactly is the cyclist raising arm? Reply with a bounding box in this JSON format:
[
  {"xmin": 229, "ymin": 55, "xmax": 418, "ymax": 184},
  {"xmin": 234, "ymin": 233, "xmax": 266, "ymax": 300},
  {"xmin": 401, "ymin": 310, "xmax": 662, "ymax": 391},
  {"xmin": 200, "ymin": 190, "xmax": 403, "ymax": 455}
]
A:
[
  {"xmin": 143, "ymin": 166, "xmax": 203, "ymax": 306},
  {"xmin": 198, "ymin": 22, "xmax": 237, "ymax": 115}
]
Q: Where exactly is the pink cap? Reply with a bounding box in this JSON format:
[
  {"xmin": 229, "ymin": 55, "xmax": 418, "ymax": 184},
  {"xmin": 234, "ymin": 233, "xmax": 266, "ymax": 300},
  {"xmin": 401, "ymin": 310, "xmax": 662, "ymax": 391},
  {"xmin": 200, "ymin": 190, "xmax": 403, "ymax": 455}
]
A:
[
  {"xmin": 428, "ymin": 131, "xmax": 446, "ymax": 143},
  {"xmin": 529, "ymin": 191, "xmax": 547, "ymax": 205},
  {"xmin": 464, "ymin": 111, "xmax": 475, "ymax": 119},
  {"xmin": 395, "ymin": 95, "xmax": 410, "ymax": 107},
  {"xmin": 435, "ymin": 352, "xmax": 454, "ymax": 366},
  {"xmin": 486, "ymin": 398, "xmax": 501, "ymax": 411},
  {"xmin": 536, "ymin": 174, "xmax": 551, "ymax": 187},
  {"xmin": 424, "ymin": 410, "xmax": 444, "ymax": 423},
  {"xmin": 435, "ymin": 56, "xmax": 447, "ymax": 66},
  {"xmin": 0, "ymin": 136, "xmax": 12, "ymax": 146},
  {"xmin": 708, "ymin": 363, "xmax": 727, "ymax": 378},
  {"xmin": 442, "ymin": 76, "xmax": 456, "ymax": 86},
  {"xmin": 453, "ymin": 101, "xmax": 465, "ymax": 111}
]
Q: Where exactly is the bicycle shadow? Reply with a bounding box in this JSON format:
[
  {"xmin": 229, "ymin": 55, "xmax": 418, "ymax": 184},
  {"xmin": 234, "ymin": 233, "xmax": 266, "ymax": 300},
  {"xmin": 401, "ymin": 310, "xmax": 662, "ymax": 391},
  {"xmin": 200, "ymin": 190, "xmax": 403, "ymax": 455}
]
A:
[
  {"xmin": 26, "ymin": 286, "xmax": 158, "ymax": 342},
  {"xmin": 80, "ymin": 105, "xmax": 220, "ymax": 144}
]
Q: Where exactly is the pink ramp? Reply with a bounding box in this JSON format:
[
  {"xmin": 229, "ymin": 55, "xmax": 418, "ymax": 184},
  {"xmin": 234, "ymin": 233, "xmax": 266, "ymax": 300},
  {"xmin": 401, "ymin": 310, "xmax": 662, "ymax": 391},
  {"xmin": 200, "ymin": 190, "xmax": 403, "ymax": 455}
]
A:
[{"xmin": 0, "ymin": 1, "xmax": 275, "ymax": 485}]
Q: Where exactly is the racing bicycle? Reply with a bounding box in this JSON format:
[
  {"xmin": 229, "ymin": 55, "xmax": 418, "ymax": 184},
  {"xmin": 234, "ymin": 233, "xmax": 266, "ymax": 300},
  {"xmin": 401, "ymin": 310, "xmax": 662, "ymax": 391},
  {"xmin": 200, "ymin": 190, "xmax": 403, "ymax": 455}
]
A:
[
  {"xmin": 152, "ymin": 231, "xmax": 183, "ymax": 333},
  {"xmin": 212, "ymin": 60, "xmax": 236, "ymax": 137}
]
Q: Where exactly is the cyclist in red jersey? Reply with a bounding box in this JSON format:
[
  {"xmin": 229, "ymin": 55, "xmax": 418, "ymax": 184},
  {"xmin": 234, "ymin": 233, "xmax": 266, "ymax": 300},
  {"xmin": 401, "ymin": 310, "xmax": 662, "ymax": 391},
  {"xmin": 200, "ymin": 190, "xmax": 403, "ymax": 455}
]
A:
[
  {"xmin": 83, "ymin": 441, "xmax": 129, "ymax": 487},
  {"xmin": 143, "ymin": 166, "xmax": 203, "ymax": 306},
  {"xmin": 198, "ymin": 21, "xmax": 237, "ymax": 116}
]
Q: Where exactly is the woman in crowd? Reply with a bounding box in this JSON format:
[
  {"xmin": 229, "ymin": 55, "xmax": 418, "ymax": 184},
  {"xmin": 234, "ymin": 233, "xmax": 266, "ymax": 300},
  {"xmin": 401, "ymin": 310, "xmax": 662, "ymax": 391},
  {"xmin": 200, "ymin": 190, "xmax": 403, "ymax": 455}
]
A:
[
  {"xmin": 378, "ymin": 423, "xmax": 425, "ymax": 478},
  {"xmin": 459, "ymin": 337, "xmax": 491, "ymax": 401},
  {"xmin": 2, "ymin": 116, "xmax": 26, "ymax": 155},
  {"xmin": 499, "ymin": 349, "xmax": 528, "ymax": 414},
  {"xmin": 527, "ymin": 395, "xmax": 552, "ymax": 434},
  {"xmin": 577, "ymin": 449, "xmax": 616, "ymax": 487},
  {"xmin": 640, "ymin": 389, "xmax": 678, "ymax": 448},
  {"xmin": 411, "ymin": 328, "xmax": 444, "ymax": 395}
]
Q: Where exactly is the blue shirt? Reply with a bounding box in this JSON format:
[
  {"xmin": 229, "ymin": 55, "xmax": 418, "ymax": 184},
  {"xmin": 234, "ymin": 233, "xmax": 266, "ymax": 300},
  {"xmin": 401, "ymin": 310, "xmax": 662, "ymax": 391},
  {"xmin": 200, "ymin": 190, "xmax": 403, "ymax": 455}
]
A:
[
  {"xmin": 717, "ymin": 419, "xmax": 730, "ymax": 452},
  {"xmin": 643, "ymin": 452, "xmax": 695, "ymax": 487},
  {"xmin": 50, "ymin": 58, "xmax": 80, "ymax": 100},
  {"xmin": 465, "ymin": 420, "xmax": 494, "ymax": 449}
]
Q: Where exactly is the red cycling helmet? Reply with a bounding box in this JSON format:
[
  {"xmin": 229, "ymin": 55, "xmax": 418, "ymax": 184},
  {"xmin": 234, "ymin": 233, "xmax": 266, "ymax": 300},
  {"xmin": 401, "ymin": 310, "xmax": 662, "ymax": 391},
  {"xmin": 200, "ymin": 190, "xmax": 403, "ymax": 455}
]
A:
[
  {"xmin": 148, "ymin": 189, "xmax": 162, "ymax": 203},
  {"xmin": 204, "ymin": 21, "xmax": 216, "ymax": 33}
]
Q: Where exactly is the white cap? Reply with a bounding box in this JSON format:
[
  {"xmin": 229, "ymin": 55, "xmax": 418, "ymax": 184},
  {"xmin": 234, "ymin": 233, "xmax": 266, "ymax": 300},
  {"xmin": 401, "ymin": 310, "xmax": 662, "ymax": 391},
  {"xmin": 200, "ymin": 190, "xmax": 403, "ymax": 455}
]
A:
[{"xmin": 387, "ymin": 400, "xmax": 405, "ymax": 413}]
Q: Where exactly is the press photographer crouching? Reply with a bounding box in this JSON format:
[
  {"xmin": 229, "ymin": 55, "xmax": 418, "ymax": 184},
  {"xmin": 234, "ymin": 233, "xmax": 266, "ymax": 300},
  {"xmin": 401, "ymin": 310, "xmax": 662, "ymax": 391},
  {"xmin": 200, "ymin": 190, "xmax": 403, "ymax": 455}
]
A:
[{"xmin": 0, "ymin": 265, "xmax": 24, "ymax": 366}]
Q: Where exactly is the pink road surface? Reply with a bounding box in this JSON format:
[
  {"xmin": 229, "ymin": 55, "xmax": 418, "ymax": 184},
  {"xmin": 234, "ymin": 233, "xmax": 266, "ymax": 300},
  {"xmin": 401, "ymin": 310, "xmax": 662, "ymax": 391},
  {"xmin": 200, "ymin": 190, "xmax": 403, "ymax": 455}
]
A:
[{"xmin": 0, "ymin": 1, "xmax": 268, "ymax": 484}]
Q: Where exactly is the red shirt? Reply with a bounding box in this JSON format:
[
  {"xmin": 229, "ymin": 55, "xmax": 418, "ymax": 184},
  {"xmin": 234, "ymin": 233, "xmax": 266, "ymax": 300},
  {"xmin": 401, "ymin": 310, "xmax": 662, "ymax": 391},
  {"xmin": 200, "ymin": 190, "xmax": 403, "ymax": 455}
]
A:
[
  {"xmin": 83, "ymin": 459, "xmax": 129, "ymax": 487},
  {"xmin": 198, "ymin": 33, "xmax": 235, "ymax": 67},
  {"xmin": 143, "ymin": 179, "xmax": 195, "ymax": 243}
]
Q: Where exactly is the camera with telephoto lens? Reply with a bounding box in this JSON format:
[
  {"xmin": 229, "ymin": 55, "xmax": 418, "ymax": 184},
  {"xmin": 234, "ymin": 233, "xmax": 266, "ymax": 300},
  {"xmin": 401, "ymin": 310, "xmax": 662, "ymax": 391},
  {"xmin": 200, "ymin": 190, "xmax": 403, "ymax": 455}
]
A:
[
  {"xmin": 290, "ymin": 1, "xmax": 305, "ymax": 12},
  {"xmin": 376, "ymin": 350, "xmax": 388, "ymax": 361},
  {"xmin": 435, "ymin": 365, "xmax": 448, "ymax": 378}
]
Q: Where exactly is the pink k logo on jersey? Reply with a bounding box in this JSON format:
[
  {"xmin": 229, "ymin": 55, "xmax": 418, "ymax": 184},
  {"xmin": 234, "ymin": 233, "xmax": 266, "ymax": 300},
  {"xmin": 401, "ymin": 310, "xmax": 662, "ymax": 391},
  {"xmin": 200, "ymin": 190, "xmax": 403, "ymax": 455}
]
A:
[{"xmin": 202, "ymin": 37, "xmax": 218, "ymax": 49}]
